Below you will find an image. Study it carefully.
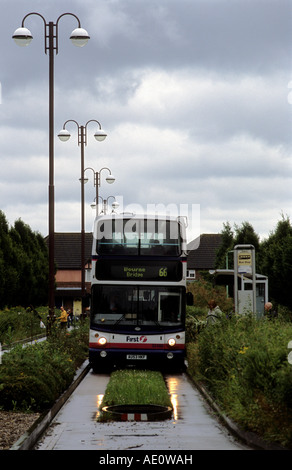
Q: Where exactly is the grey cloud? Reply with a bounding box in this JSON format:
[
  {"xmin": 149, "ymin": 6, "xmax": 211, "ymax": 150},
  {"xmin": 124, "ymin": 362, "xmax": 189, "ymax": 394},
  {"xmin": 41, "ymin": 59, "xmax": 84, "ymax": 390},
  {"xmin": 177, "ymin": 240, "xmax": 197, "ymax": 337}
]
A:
[{"xmin": 0, "ymin": 0, "xmax": 291, "ymax": 239}]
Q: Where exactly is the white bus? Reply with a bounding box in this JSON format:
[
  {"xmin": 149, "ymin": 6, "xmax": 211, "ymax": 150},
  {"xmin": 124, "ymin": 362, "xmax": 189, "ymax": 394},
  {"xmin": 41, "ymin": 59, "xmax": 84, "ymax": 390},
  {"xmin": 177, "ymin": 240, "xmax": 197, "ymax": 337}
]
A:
[{"xmin": 89, "ymin": 213, "xmax": 187, "ymax": 371}]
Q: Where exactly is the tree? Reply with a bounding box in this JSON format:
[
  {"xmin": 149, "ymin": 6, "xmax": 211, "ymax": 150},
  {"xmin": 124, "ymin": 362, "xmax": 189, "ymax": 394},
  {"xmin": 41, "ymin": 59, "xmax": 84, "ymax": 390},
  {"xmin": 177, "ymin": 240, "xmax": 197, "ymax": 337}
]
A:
[
  {"xmin": 215, "ymin": 221, "xmax": 260, "ymax": 270},
  {"xmin": 0, "ymin": 212, "xmax": 48, "ymax": 308},
  {"xmin": 0, "ymin": 211, "xmax": 19, "ymax": 307},
  {"xmin": 215, "ymin": 217, "xmax": 292, "ymax": 310},
  {"xmin": 259, "ymin": 215, "xmax": 292, "ymax": 309},
  {"xmin": 11, "ymin": 219, "xmax": 49, "ymax": 307},
  {"xmin": 215, "ymin": 222, "xmax": 234, "ymax": 269},
  {"xmin": 234, "ymin": 221, "xmax": 260, "ymax": 251}
]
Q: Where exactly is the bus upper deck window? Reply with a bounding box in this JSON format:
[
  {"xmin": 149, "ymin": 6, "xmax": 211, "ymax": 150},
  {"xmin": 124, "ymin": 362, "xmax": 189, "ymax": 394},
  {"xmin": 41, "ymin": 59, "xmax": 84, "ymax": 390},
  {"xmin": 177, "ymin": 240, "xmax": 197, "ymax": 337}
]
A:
[{"xmin": 95, "ymin": 217, "xmax": 182, "ymax": 256}]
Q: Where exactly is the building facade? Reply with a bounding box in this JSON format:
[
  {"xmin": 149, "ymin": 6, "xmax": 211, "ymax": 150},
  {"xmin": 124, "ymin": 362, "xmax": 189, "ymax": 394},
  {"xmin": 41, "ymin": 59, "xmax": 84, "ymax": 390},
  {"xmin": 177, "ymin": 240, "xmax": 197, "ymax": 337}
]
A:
[{"xmin": 46, "ymin": 232, "xmax": 93, "ymax": 314}]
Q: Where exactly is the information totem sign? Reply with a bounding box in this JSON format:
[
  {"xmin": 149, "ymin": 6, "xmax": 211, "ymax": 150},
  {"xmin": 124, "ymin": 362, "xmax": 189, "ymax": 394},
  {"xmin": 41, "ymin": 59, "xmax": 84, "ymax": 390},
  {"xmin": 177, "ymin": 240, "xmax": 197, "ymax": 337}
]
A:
[
  {"xmin": 234, "ymin": 245, "xmax": 256, "ymax": 314},
  {"xmin": 237, "ymin": 250, "xmax": 253, "ymax": 274}
]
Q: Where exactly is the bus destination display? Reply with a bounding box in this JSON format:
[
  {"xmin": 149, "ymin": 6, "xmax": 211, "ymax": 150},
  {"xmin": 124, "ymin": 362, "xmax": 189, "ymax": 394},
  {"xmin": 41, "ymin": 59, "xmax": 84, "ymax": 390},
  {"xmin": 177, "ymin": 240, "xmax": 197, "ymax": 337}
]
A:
[{"xmin": 95, "ymin": 259, "xmax": 183, "ymax": 281}]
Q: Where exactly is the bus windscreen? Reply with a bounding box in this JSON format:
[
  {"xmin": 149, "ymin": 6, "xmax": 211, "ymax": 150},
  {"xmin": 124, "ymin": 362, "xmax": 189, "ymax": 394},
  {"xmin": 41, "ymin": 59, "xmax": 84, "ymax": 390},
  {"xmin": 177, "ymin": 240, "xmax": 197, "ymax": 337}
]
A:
[
  {"xmin": 95, "ymin": 218, "xmax": 182, "ymax": 256},
  {"xmin": 91, "ymin": 285, "xmax": 184, "ymax": 327}
]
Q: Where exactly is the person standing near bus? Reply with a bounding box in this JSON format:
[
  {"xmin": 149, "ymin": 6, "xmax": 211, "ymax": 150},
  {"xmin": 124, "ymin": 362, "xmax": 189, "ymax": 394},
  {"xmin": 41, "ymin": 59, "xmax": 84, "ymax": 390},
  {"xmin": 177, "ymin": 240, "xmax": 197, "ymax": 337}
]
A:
[
  {"xmin": 206, "ymin": 299, "xmax": 222, "ymax": 325},
  {"xmin": 58, "ymin": 306, "xmax": 68, "ymax": 329}
]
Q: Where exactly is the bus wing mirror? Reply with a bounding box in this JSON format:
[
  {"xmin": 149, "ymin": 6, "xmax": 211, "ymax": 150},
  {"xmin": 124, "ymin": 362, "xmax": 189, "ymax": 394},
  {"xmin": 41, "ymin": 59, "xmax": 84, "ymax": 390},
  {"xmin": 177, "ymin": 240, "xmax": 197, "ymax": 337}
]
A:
[{"xmin": 186, "ymin": 292, "xmax": 193, "ymax": 306}]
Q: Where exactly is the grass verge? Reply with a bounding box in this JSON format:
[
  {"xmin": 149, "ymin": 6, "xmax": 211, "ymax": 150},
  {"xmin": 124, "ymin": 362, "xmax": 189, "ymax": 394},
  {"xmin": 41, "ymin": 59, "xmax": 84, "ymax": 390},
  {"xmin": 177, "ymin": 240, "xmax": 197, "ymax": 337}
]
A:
[{"xmin": 98, "ymin": 369, "xmax": 172, "ymax": 421}]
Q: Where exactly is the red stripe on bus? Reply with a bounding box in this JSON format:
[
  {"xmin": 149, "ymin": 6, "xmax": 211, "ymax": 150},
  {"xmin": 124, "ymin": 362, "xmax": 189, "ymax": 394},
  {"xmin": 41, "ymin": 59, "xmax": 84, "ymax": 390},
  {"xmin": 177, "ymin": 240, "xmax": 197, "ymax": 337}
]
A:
[{"xmin": 89, "ymin": 342, "xmax": 184, "ymax": 350}]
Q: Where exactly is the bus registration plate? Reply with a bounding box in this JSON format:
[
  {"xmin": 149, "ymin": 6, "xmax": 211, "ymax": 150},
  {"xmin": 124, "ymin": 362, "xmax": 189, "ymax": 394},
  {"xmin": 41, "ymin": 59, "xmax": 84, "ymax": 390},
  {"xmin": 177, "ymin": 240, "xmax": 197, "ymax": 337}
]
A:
[{"xmin": 126, "ymin": 354, "xmax": 147, "ymax": 360}]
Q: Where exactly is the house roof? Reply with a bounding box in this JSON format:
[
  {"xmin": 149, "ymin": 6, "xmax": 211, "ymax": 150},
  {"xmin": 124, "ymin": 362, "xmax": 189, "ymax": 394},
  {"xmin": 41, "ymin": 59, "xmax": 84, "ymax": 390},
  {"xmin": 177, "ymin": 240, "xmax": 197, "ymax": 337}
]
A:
[
  {"xmin": 45, "ymin": 233, "xmax": 93, "ymax": 270},
  {"xmin": 187, "ymin": 233, "xmax": 222, "ymax": 270},
  {"xmin": 46, "ymin": 232, "xmax": 222, "ymax": 271}
]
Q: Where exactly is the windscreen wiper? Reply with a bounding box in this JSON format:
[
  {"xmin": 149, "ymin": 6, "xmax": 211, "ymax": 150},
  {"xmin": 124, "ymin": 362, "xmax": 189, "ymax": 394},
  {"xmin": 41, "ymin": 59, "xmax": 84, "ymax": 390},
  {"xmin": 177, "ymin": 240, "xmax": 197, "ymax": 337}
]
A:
[{"xmin": 113, "ymin": 313, "xmax": 126, "ymax": 327}]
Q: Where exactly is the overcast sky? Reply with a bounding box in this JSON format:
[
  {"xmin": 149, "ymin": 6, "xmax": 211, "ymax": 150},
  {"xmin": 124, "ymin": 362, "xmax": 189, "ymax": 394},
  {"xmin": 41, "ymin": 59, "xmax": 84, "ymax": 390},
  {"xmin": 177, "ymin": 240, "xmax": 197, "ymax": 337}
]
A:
[{"xmin": 0, "ymin": 0, "xmax": 291, "ymax": 243}]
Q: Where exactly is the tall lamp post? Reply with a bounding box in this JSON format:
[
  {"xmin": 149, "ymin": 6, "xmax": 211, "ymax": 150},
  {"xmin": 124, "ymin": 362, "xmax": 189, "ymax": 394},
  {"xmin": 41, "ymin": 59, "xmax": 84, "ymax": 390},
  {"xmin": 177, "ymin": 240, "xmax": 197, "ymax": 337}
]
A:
[
  {"xmin": 58, "ymin": 121, "xmax": 108, "ymax": 299},
  {"xmin": 84, "ymin": 167, "xmax": 116, "ymax": 216},
  {"xmin": 91, "ymin": 196, "xmax": 119, "ymax": 215},
  {"xmin": 13, "ymin": 13, "xmax": 89, "ymax": 321}
]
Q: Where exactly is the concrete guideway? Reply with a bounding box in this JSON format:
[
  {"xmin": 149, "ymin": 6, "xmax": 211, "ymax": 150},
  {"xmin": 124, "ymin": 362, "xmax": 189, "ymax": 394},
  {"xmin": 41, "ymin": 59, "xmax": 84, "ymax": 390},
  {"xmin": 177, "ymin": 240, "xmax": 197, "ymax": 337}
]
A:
[{"xmin": 35, "ymin": 370, "xmax": 247, "ymax": 451}]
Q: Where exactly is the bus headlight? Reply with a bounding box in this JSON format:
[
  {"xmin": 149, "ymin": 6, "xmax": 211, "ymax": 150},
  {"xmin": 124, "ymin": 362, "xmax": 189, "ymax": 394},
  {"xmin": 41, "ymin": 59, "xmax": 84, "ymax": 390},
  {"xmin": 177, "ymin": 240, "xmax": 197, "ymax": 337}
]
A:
[
  {"xmin": 168, "ymin": 338, "xmax": 176, "ymax": 347},
  {"xmin": 98, "ymin": 337, "xmax": 107, "ymax": 346}
]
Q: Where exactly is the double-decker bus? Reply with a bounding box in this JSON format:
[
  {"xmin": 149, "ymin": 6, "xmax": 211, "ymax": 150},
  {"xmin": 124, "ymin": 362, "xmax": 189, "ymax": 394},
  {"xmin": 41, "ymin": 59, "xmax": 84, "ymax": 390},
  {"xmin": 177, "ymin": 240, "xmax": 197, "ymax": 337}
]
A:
[{"xmin": 89, "ymin": 213, "xmax": 187, "ymax": 371}]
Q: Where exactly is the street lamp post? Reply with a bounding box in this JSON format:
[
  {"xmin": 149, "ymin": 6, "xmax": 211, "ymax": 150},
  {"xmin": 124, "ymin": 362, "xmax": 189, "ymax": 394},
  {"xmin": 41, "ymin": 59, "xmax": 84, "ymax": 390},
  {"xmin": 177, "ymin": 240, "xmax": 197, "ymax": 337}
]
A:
[
  {"xmin": 91, "ymin": 196, "xmax": 119, "ymax": 214},
  {"xmin": 84, "ymin": 167, "xmax": 116, "ymax": 216},
  {"xmin": 58, "ymin": 121, "xmax": 107, "ymax": 299},
  {"xmin": 13, "ymin": 13, "xmax": 89, "ymax": 322}
]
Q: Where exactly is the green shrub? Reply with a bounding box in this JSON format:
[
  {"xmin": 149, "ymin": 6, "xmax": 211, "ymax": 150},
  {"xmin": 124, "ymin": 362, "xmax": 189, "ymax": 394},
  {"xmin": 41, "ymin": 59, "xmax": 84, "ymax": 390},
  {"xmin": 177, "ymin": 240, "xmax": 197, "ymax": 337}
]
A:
[
  {"xmin": 0, "ymin": 306, "xmax": 47, "ymax": 344},
  {"xmin": 47, "ymin": 321, "xmax": 89, "ymax": 369},
  {"xmin": 185, "ymin": 316, "xmax": 206, "ymax": 343},
  {"xmin": 187, "ymin": 278, "xmax": 233, "ymax": 312},
  {"xmin": 0, "ymin": 321, "xmax": 89, "ymax": 411},
  {"xmin": 0, "ymin": 342, "xmax": 75, "ymax": 410},
  {"xmin": 187, "ymin": 314, "xmax": 292, "ymax": 447},
  {"xmin": 185, "ymin": 305, "xmax": 207, "ymax": 343}
]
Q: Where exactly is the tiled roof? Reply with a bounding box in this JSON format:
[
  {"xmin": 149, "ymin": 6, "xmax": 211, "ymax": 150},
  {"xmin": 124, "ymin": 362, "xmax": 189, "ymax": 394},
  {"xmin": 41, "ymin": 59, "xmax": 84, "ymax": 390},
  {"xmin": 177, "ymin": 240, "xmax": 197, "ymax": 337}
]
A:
[
  {"xmin": 45, "ymin": 233, "xmax": 93, "ymax": 270},
  {"xmin": 46, "ymin": 232, "xmax": 222, "ymax": 271},
  {"xmin": 187, "ymin": 233, "xmax": 222, "ymax": 270}
]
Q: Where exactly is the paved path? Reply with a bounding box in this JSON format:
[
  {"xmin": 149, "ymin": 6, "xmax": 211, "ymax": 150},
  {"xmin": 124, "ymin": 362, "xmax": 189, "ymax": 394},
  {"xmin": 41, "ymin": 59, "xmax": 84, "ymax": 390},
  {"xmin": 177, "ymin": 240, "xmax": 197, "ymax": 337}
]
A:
[{"xmin": 36, "ymin": 370, "xmax": 248, "ymax": 451}]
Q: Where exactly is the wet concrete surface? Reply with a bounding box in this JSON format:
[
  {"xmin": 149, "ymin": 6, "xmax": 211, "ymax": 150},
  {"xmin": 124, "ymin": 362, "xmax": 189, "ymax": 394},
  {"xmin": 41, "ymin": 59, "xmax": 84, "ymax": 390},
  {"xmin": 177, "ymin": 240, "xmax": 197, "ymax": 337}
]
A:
[{"xmin": 35, "ymin": 370, "xmax": 248, "ymax": 450}]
